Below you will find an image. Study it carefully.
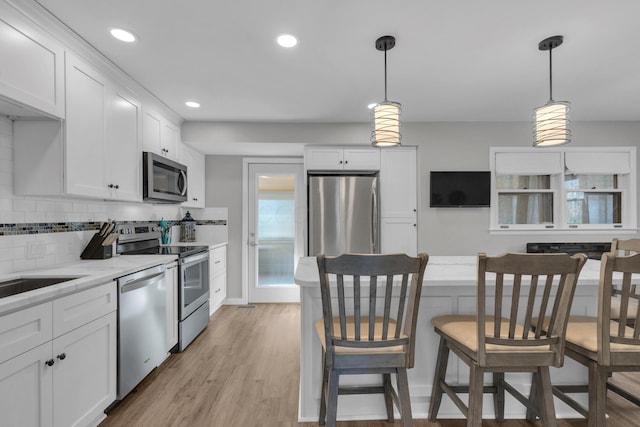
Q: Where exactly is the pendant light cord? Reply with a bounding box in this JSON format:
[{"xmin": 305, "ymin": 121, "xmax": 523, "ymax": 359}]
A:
[
  {"xmin": 384, "ymin": 48, "xmax": 388, "ymax": 102},
  {"xmin": 548, "ymin": 48, "xmax": 554, "ymax": 101}
]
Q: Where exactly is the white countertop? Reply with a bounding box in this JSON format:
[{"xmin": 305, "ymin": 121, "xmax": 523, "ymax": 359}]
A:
[
  {"xmin": 294, "ymin": 255, "xmax": 603, "ymax": 287},
  {"xmin": 166, "ymin": 240, "xmax": 227, "ymax": 250},
  {"xmin": 0, "ymin": 254, "xmax": 177, "ymax": 316}
]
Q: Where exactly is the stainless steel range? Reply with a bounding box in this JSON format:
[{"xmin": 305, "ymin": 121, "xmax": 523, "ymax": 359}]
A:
[{"xmin": 117, "ymin": 223, "xmax": 210, "ymax": 352}]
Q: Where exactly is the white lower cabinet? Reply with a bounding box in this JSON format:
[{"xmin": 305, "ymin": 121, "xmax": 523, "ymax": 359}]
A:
[
  {"xmin": 0, "ymin": 342, "xmax": 53, "ymax": 427},
  {"xmin": 165, "ymin": 262, "xmax": 178, "ymax": 353},
  {"xmin": 0, "ymin": 282, "xmax": 117, "ymax": 427},
  {"xmin": 209, "ymin": 245, "xmax": 227, "ymax": 315},
  {"xmin": 53, "ymin": 312, "xmax": 116, "ymax": 427}
]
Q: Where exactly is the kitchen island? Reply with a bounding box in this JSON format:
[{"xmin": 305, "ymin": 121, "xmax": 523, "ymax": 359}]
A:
[{"xmin": 294, "ymin": 255, "xmax": 602, "ymax": 422}]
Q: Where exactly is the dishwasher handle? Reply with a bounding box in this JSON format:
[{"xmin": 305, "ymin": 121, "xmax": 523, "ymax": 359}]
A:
[{"xmin": 120, "ymin": 271, "xmax": 165, "ymax": 294}]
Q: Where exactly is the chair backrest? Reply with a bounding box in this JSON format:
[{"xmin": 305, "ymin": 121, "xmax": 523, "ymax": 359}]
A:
[
  {"xmin": 476, "ymin": 252, "xmax": 587, "ymax": 366},
  {"xmin": 610, "ymin": 237, "xmax": 640, "ymax": 255},
  {"xmin": 598, "ymin": 252, "xmax": 640, "ymax": 364},
  {"xmin": 316, "ymin": 253, "xmax": 429, "ymax": 367},
  {"xmin": 608, "ymin": 238, "xmax": 640, "ymax": 322}
]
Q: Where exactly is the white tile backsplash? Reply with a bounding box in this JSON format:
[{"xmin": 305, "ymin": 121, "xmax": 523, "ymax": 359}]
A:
[{"xmin": 0, "ymin": 116, "xmax": 196, "ymax": 274}]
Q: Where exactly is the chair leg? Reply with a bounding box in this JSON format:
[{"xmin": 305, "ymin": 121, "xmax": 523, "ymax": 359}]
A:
[
  {"xmin": 428, "ymin": 336, "xmax": 450, "ymax": 421},
  {"xmin": 526, "ymin": 370, "xmax": 540, "ymax": 422},
  {"xmin": 326, "ymin": 369, "xmax": 340, "ymax": 427},
  {"xmin": 382, "ymin": 373, "xmax": 395, "ymax": 422},
  {"xmin": 536, "ymin": 366, "xmax": 557, "ymax": 427},
  {"xmin": 319, "ymin": 351, "xmax": 328, "ymax": 425},
  {"xmin": 396, "ymin": 368, "xmax": 413, "ymax": 427},
  {"xmin": 493, "ymin": 372, "xmax": 505, "ymax": 422},
  {"xmin": 467, "ymin": 364, "xmax": 484, "ymax": 427},
  {"xmin": 587, "ymin": 361, "xmax": 608, "ymax": 427}
]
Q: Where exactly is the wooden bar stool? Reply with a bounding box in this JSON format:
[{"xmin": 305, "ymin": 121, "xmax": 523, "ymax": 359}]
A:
[
  {"xmin": 428, "ymin": 252, "xmax": 586, "ymax": 427},
  {"xmin": 538, "ymin": 249, "xmax": 640, "ymax": 427},
  {"xmin": 316, "ymin": 253, "xmax": 429, "ymax": 427}
]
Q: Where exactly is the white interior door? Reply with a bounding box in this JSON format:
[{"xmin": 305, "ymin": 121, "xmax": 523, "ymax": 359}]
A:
[{"xmin": 247, "ymin": 162, "xmax": 304, "ymax": 303}]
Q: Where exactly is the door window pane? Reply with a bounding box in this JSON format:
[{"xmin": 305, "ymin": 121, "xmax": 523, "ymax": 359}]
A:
[{"xmin": 257, "ymin": 176, "xmax": 295, "ymax": 286}]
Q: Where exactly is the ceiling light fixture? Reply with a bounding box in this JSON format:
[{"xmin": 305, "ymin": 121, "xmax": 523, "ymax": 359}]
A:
[
  {"xmin": 533, "ymin": 35, "xmax": 571, "ymax": 147},
  {"xmin": 277, "ymin": 34, "xmax": 297, "ymax": 48},
  {"xmin": 185, "ymin": 101, "xmax": 200, "ymax": 108},
  {"xmin": 110, "ymin": 28, "xmax": 137, "ymax": 43},
  {"xmin": 371, "ymin": 35, "xmax": 401, "ymax": 147}
]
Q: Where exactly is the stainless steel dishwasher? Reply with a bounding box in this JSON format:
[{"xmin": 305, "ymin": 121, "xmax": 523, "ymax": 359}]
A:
[{"xmin": 116, "ymin": 264, "xmax": 167, "ymax": 400}]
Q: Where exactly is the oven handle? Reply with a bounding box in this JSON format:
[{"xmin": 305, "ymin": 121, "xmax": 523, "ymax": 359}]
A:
[
  {"xmin": 181, "ymin": 251, "xmax": 209, "ymax": 267},
  {"xmin": 120, "ymin": 272, "xmax": 164, "ymax": 293}
]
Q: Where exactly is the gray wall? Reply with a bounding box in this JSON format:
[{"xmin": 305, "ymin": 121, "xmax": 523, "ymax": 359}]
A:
[{"xmin": 201, "ymin": 120, "xmax": 640, "ymax": 300}]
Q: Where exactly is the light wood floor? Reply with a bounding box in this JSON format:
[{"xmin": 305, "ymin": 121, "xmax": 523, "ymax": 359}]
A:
[{"xmin": 99, "ymin": 304, "xmax": 640, "ymax": 427}]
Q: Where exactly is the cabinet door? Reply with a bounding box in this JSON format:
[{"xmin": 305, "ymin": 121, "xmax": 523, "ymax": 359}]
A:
[
  {"xmin": 165, "ymin": 264, "xmax": 178, "ymax": 352},
  {"xmin": 142, "ymin": 109, "xmax": 163, "ymax": 156},
  {"xmin": 64, "ymin": 53, "xmax": 109, "ymax": 199},
  {"xmin": 0, "ymin": 5, "xmax": 65, "ymax": 118},
  {"xmin": 0, "ymin": 342, "xmax": 53, "ymax": 427},
  {"xmin": 381, "ymin": 217, "xmax": 417, "ymax": 256},
  {"xmin": 305, "ymin": 146, "xmax": 344, "ymax": 170},
  {"xmin": 52, "ymin": 282, "xmax": 116, "ymax": 338},
  {"xmin": 343, "ymin": 148, "xmax": 380, "ymax": 170},
  {"xmin": 52, "ymin": 312, "xmax": 116, "ymax": 427},
  {"xmin": 105, "ymin": 86, "xmax": 142, "ymax": 201},
  {"xmin": 380, "ymin": 147, "xmax": 417, "ymax": 217},
  {"xmin": 162, "ymin": 120, "xmax": 180, "ymax": 160},
  {"xmin": 180, "ymin": 146, "xmax": 205, "ymax": 208}
]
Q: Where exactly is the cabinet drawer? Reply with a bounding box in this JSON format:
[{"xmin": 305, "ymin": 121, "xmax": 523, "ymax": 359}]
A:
[
  {"xmin": 210, "ymin": 246, "xmax": 226, "ymax": 276},
  {"xmin": 53, "ymin": 282, "xmax": 116, "ymax": 338},
  {"xmin": 0, "ymin": 302, "xmax": 53, "ymax": 364},
  {"xmin": 210, "ymin": 273, "xmax": 227, "ymax": 310}
]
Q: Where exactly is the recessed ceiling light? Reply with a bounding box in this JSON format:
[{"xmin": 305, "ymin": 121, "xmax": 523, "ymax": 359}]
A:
[
  {"xmin": 185, "ymin": 101, "xmax": 200, "ymax": 108},
  {"xmin": 110, "ymin": 28, "xmax": 137, "ymax": 43},
  {"xmin": 277, "ymin": 34, "xmax": 298, "ymax": 48}
]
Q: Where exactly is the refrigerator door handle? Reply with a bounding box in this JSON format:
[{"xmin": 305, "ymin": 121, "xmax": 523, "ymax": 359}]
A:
[{"xmin": 372, "ymin": 183, "xmax": 379, "ymax": 253}]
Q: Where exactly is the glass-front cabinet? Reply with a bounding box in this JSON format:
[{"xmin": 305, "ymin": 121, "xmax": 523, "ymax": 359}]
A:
[{"xmin": 490, "ymin": 147, "xmax": 636, "ymax": 233}]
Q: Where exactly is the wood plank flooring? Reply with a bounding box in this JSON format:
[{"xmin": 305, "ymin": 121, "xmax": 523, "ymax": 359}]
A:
[{"xmin": 99, "ymin": 304, "xmax": 640, "ymax": 427}]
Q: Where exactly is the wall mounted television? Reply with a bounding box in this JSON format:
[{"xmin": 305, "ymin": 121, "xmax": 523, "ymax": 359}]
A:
[{"xmin": 430, "ymin": 171, "xmax": 491, "ymax": 207}]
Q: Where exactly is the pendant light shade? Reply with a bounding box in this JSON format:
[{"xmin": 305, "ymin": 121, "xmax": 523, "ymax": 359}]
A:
[
  {"xmin": 533, "ymin": 35, "xmax": 571, "ymax": 147},
  {"xmin": 371, "ymin": 35, "xmax": 401, "ymax": 147}
]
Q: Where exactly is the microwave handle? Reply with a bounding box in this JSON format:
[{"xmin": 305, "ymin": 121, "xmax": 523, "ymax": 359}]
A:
[{"xmin": 178, "ymin": 170, "xmax": 188, "ymax": 196}]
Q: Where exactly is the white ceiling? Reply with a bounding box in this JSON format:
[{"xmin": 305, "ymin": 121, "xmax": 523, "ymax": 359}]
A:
[{"xmin": 35, "ymin": 0, "xmax": 640, "ymax": 127}]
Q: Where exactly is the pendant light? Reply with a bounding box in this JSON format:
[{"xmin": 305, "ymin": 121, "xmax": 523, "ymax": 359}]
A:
[
  {"xmin": 533, "ymin": 35, "xmax": 571, "ymax": 147},
  {"xmin": 371, "ymin": 35, "xmax": 401, "ymax": 147}
]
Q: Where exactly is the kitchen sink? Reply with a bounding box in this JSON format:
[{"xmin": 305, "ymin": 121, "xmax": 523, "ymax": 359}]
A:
[{"xmin": 0, "ymin": 277, "xmax": 80, "ymax": 298}]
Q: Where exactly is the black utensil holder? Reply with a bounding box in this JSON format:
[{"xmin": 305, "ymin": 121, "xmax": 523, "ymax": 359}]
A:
[{"xmin": 80, "ymin": 233, "xmax": 112, "ymax": 259}]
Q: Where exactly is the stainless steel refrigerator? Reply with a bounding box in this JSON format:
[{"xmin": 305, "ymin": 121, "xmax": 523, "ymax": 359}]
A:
[{"xmin": 308, "ymin": 173, "xmax": 380, "ymax": 256}]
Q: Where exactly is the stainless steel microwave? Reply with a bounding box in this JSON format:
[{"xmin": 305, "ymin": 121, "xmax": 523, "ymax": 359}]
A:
[{"xmin": 143, "ymin": 151, "xmax": 188, "ymax": 203}]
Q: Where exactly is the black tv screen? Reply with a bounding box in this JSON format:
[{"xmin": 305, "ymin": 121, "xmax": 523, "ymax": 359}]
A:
[{"xmin": 430, "ymin": 171, "xmax": 491, "ymax": 207}]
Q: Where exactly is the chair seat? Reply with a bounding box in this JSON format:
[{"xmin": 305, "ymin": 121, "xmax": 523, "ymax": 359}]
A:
[
  {"xmin": 563, "ymin": 316, "xmax": 640, "ymax": 355},
  {"xmin": 315, "ymin": 317, "xmax": 407, "ymax": 354},
  {"xmin": 432, "ymin": 314, "xmax": 553, "ymax": 353}
]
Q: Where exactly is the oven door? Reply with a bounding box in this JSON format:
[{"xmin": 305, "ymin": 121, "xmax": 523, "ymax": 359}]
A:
[{"xmin": 179, "ymin": 250, "xmax": 210, "ymax": 320}]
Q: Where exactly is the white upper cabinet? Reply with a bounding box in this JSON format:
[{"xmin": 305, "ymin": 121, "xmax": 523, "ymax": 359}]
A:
[
  {"xmin": 0, "ymin": 4, "xmax": 65, "ymax": 118},
  {"xmin": 143, "ymin": 109, "xmax": 179, "ymax": 161},
  {"xmin": 180, "ymin": 145, "xmax": 205, "ymax": 208},
  {"xmin": 65, "ymin": 52, "xmax": 142, "ymax": 201},
  {"xmin": 305, "ymin": 146, "xmax": 381, "ymax": 171},
  {"xmin": 380, "ymin": 147, "xmax": 417, "ymax": 218},
  {"xmin": 13, "ymin": 52, "xmax": 142, "ymax": 202},
  {"xmin": 64, "ymin": 52, "xmax": 108, "ymax": 198}
]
